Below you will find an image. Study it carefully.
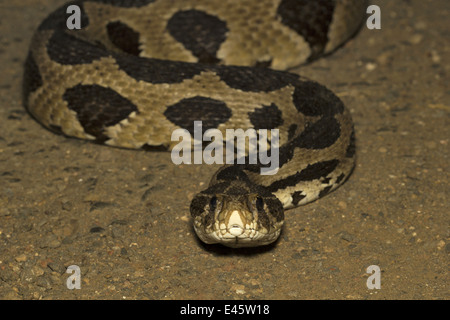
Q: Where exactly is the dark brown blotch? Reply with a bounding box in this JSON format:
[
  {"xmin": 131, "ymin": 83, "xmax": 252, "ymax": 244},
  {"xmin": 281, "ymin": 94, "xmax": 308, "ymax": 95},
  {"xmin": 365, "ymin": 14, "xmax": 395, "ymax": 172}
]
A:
[{"xmin": 63, "ymin": 84, "xmax": 138, "ymax": 142}]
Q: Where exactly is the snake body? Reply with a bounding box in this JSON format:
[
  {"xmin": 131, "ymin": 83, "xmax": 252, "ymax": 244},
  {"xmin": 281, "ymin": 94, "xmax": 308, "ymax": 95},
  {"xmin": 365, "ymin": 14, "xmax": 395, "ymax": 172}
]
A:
[{"xmin": 24, "ymin": 0, "xmax": 365, "ymax": 247}]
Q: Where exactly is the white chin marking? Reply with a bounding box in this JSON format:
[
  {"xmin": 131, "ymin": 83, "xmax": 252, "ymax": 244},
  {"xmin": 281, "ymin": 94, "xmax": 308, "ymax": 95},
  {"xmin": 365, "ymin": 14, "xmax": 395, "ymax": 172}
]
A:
[{"xmin": 227, "ymin": 210, "xmax": 245, "ymax": 236}]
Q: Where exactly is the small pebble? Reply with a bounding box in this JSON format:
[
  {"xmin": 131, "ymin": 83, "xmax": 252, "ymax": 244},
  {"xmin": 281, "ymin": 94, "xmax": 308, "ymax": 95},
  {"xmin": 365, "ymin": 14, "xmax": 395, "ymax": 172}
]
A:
[
  {"xmin": 231, "ymin": 284, "xmax": 246, "ymax": 295},
  {"xmin": 47, "ymin": 262, "xmax": 66, "ymax": 274},
  {"xmin": 338, "ymin": 231, "xmax": 355, "ymax": 242},
  {"xmin": 365, "ymin": 62, "xmax": 377, "ymax": 71},
  {"xmin": 90, "ymin": 226, "xmax": 105, "ymax": 233},
  {"xmin": 338, "ymin": 201, "xmax": 347, "ymax": 210},
  {"xmin": 409, "ymin": 34, "xmax": 423, "ymax": 45},
  {"xmin": 15, "ymin": 254, "xmax": 27, "ymax": 262}
]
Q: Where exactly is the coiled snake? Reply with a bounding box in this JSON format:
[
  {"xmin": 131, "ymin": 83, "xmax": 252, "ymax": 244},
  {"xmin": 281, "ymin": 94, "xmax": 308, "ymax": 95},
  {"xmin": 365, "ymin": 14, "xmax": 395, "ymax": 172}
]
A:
[{"xmin": 23, "ymin": 0, "xmax": 366, "ymax": 247}]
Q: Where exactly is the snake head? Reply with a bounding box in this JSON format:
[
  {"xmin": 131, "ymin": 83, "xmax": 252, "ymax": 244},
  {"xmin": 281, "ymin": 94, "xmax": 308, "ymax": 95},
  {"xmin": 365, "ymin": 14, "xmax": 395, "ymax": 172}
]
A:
[{"xmin": 190, "ymin": 169, "xmax": 284, "ymax": 247}]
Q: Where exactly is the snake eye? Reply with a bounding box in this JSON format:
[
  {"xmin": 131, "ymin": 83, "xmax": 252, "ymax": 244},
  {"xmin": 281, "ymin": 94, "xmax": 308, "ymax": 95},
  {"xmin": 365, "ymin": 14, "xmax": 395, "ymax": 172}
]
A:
[
  {"xmin": 209, "ymin": 196, "xmax": 217, "ymax": 211},
  {"xmin": 209, "ymin": 196, "xmax": 222, "ymax": 213},
  {"xmin": 256, "ymin": 196, "xmax": 264, "ymax": 212},
  {"xmin": 248, "ymin": 195, "xmax": 264, "ymax": 213}
]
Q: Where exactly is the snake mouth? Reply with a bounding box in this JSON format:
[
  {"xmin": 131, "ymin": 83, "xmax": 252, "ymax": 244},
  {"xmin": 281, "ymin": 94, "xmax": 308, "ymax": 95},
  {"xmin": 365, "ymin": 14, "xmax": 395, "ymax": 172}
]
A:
[{"xmin": 193, "ymin": 223, "xmax": 282, "ymax": 248}]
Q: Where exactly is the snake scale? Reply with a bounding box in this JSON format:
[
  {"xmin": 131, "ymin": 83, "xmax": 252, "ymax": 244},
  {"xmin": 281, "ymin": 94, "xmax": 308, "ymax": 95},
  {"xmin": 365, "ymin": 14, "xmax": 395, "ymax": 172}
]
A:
[{"xmin": 23, "ymin": 0, "xmax": 366, "ymax": 247}]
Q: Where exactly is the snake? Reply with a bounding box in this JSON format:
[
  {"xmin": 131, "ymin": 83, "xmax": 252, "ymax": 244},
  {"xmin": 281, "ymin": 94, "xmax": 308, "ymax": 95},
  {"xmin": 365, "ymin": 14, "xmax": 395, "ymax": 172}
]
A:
[{"xmin": 23, "ymin": 0, "xmax": 366, "ymax": 247}]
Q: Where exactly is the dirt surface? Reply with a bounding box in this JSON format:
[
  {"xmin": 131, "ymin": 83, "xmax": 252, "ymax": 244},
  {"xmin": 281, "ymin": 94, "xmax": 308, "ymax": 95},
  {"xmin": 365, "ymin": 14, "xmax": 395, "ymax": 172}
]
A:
[{"xmin": 0, "ymin": 0, "xmax": 448, "ymax": 300}]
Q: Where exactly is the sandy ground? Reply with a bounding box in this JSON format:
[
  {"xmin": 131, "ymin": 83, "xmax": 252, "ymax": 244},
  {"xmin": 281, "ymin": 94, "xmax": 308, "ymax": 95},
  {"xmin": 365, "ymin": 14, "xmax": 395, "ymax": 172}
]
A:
[{"xmin": 0, "ymin": 0, "xmax": 448, "ymax": 300}]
